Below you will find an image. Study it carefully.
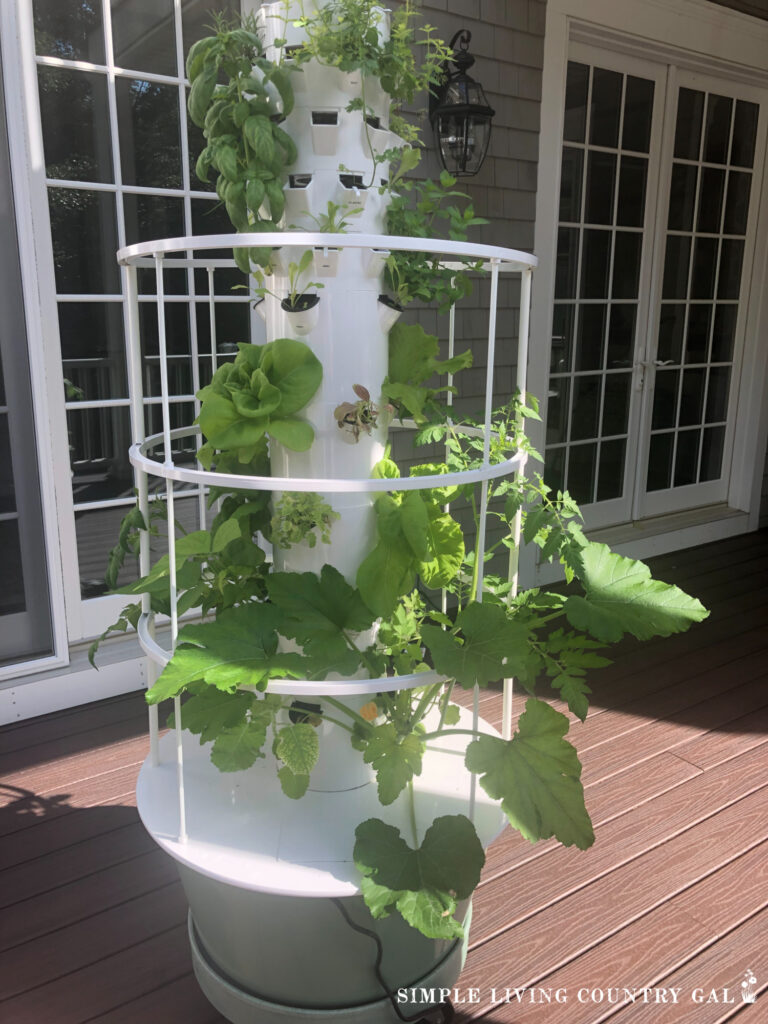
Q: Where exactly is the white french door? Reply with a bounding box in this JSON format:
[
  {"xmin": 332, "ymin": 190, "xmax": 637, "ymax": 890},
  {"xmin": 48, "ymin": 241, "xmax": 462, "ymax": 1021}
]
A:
[
  {"xmin": 635, "ymin": 69, "xmax": 766, "ymax": 518},
  {"xmin": 544, "ymin": 44, "xmax": 767, "ymax": 528}
]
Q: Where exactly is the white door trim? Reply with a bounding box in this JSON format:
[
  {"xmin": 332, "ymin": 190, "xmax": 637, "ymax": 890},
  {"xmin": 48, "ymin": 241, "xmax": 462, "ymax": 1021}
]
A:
[{"xmin": 523, "ymin": 0, "xmax": 768, "ymax": 586}]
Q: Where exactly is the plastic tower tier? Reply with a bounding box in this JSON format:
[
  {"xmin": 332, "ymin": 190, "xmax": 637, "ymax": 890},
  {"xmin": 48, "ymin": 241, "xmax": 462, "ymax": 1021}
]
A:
[{"xmin": 137, "ymin": 705, "xmax": 506, "ymax": 899}]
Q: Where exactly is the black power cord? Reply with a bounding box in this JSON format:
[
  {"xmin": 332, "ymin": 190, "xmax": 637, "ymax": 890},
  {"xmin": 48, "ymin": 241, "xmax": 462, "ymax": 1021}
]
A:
[{"xmin": 331, "ymin": 897, "xmax": 455, "ymax": 1024}]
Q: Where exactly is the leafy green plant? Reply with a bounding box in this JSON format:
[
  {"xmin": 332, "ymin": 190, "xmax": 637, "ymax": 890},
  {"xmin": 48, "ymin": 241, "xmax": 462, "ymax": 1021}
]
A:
[
  {"xmin": 252, "ymin": 249, "xmax": 324, "ymax": 310},
  {"xmin": 187, "ymin": 15, "xmax": 297, "ymax": 271},
  {"xmin": 385, "ymin": 171, "xmax": 487, "ymax": 309},
  {"xmin": 303, "ymin": 199, "xmax": 363, "ymax": 232},
  {"xmin": 333, "ymin": 384, "xmax": 382, "ymax": 441},
  {"xmin": 196, "ymin": 337, "xmax": 323, "ymax": 464},
  {"xmin": 271, "ymin": 491, "xmax": 340, "ymax": 548},
  {"xmin": 382, "ymin": 320, "xmax": 473, "ymax": 423}
]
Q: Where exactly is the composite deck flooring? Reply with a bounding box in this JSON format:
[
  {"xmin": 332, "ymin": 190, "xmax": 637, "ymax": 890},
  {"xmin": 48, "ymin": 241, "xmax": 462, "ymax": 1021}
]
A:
[{"xmin": 1, "ymin": 530, "xmax": 767, "ymax": 1023}]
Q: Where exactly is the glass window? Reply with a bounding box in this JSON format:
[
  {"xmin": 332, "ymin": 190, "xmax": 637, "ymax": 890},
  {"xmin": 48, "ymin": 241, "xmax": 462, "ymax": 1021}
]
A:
[{"xmin": 38, "ymin": 66, "xmax": 113, "ymax": 183}]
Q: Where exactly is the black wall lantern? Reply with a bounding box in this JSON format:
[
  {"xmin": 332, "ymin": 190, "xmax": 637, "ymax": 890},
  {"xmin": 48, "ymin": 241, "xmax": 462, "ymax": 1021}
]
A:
[{"xmin": 429, "ymin": 29, "xmax": 495, "ymax": 177}]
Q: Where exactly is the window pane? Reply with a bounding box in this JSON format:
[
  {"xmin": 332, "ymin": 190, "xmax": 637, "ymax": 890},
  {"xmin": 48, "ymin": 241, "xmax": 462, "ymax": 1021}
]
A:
[
  {"xmin": 723, "ymin": 171, "xmax": 751, "ymax": 236},
  {"xmin": 597, "ymin": 438, "xmax": 626, "ymax": 501},
  {"xmin": 717, "ymin": 239, "xmax": 744, "ymax": 300},
  {"xmin": 703, "ymin": 93, "xmax": 733, "ymax": 165},
  {"xmin": 576, "ymin": 304, "xmax": 607, "ymax": 371},
  {"xmin": 662, "ymin": 235, "xmax": 691, "ymax": 300},
  {"xmin": 711, "ymin": 304, "xmax": 737, "ymax": 362},
  {"xmin": 123, "ymin": 194, "xmax": 186, "ymax": 295},
  {"xmin": 38, "ymin": 67, "xmax": 113, "ymax": 183},
  {"xmin": 622, "ymin": 77, "xmax": 654, "ymax": 153},
  {"xmin": 602, "ymin": 374, "xmax": 631, "ymax": 436},
  {"xmin": 647, "ymin": 432, "xmax": 673, "ymax": 490},
  {"xmin": 563, "ymin": 62, "xmax": 589, "ymax": 143},
  {"xmin": 580, "ymin": 229, "xmax": 611, "ymax": 298},
  {"xmin": 194, "ymin": 300, "xmax": 251, "ymax": 355},
  {"xmin": 684, "ymin": 305, "xmax": 711, "ymax": 364},
  {"xmin": 607, "ymin": 304, "xmax": 636, "ymax": 368},
  {"xmin": 59, "ymin": 302, "xmax": 127, "ymax": 400},
  {"xmin": 589, "ymin": 68, "xmax": 622, "ymax": 148},
  {"xmin": 690, "ymin": 237, "xmax": 718, "ymax": 300},
  {"xmin": 585, "ymin": 151, "xmax": 616, "ymax": 225},
  {"xmin": 0, "ymin": 521, "xmax": 25, "ymax": 615},
  {"xmin": 652, "ymin": 369, "xmax": 680, "ymax": 430},
  {"xmin": 700, "ymin": 425, "xmax": 726, "ymax": 481},
  {"xmin": 667, "ymin": 163, "xmax": 697, "ymax": 231},
  {"xmin": 139, "ymin": 302, "xmax": 191, "ymax": 357},
  {"xmin": 674, "ymin": 429, "xmax": 700, "ymax": 486},
  {"xmin": 571, "ymin": 375, "xmax": 602, "ymax": 440},
  {"xmin": 68, "ymin": 405, "xmax": 133, "ymax": 503},
  {"xmin": 617, "ymin": 156, "xmax": 647, "ymax": 228},
  {"xmin": 116, "ymin": 78, "xmax": 182, "ymax": 189},
  {"xmin": 674, "ymin": 89, "xmax": 704, "ymax": 160},
  {"xmin": 554, "ymin": 227, "xmax": 579, "ymax": 299},
  {"xmin": 543, "ymin": 446, "xmax": 565, "ymax": 495},
  {"xmin": 559, "ymin": 147, "xmax": 583, "ymax": 223},
  {"xmin": 34, "ymin": 0, "xmax": 105, "ymax": 63},
  {"xmin": 731, "ymin": 100, "xmax": 759, "ymax": 168},
  {"xmin": 111, "ymin": 0, "xmax": 177, "ymax": 76},
  {"xmin": 679, "ymin": 367, "xmax": 706, "ymax": 425},
  {"xmin": 567, "ymin": 443, "xmax": 597, "ymax": 503},
  {"xmin": 48, "ymin": 188, "xmax": 120, "ymax": 294},
  {"xmin": 696, "ymin": 167, "xmax": 725, "ymax": 234},
  {"xmin": 706, "ymin": 366, "xmax": 731, "ymax": 422},
  {"xmin": 546, "ymin": 378, "xmax": 570, "ymax": 445},
  {"xmin": 657, "ymin": 304, "xmax": 685, "ymax": 363},
  {"xmin": 550, "ymin": 304, "xmax": 575, "ymax": 373},
  {"xmin": 612, "ymin": 232, "xmax": 641, "ymax": 299}
]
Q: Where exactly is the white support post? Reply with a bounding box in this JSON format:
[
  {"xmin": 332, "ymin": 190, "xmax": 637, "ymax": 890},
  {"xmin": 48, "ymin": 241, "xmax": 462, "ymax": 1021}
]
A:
[
  {"xmin": 502, "ymin": 266, "xmax": 533, "ymax": 741},
  {"xmin": 155, "ymin": 255, "xmax": 186, "ymax": 840}
]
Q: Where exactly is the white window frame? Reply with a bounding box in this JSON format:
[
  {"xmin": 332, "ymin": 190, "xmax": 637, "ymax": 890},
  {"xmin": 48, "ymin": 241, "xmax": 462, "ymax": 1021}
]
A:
[
  {"xmin": 4, "ymin": 0, "xmax": 250, "ymax": 663},
  {"xmin": 525, "ymin": 0, "xmax": 768, "ymax": 585}
]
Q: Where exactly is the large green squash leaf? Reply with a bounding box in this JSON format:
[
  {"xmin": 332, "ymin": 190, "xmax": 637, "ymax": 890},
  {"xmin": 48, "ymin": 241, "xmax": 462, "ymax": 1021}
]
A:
[
  {"xmin": 465, "ymin": 699, "xmax": 594, "ymax": 849},
  {"xmin": 146, "ymin": 603, "xmax": 307, "ymax": 703},
  {"xmin": 267, "ymin": 565, "xmax": 374, "ymax": 674},
  {"xmin": 354, "ymin": 816, "xmax": 484, "ymax": 939},
  {"xmin": 362, "ymin": 723, "xmax": 425, "ymax": 805},
  {"xmin": 422, "ymin": 602, "xmax": 530, "ymax": 687},
  {"xmin": 564, "ymin": 543, "xmax": 709, "ymax": 643}
]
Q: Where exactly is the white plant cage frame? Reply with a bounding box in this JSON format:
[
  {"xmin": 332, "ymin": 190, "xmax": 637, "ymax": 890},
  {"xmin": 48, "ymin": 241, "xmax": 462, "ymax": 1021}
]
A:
[{"xmin": 117, "ymin": 229, "xmax": 536, "ymax": 1021}]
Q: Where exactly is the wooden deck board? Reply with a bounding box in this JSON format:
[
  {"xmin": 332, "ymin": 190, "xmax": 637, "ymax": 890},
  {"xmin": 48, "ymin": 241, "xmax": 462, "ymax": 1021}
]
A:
[{"xmin": 1, "ymin": 529, "xmax": 766, "ymax": 1022}]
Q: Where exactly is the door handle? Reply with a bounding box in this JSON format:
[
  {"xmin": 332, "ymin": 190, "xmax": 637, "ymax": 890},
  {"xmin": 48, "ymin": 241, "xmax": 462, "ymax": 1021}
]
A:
[{"xmin": 633, "ymin": 358, "xmax": 674, "ymax": 390}]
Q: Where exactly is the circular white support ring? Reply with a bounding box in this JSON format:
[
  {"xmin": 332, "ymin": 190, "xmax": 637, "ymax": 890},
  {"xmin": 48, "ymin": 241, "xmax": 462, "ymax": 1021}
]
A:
[
  {"xmin": 138, "ymin": 612, "xmax": 446, "ymax": 694},
  {"xmin": 116, "ymin": 231, "xmax": 538, "ymax": 272}
]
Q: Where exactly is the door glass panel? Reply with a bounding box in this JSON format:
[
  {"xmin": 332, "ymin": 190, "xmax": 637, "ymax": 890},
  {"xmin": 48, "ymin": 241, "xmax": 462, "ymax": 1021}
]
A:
[
  {"xmin": 38, "ymin": 66, "xmax": 113, "ymax": 182},
  {"xmin": 546, "ymin": 60, "xmax": 655, "ymax": 510},
  {"xmin": 622, "ymin": 77, "xmax": 654, "ymax": 153},
  {"xmin": 646, "ymin": 85, "xmax": 758, "ymax": 493},
  {"xmin": 34, "ymin": 0, "xmax": 106, "ymax": 63}
]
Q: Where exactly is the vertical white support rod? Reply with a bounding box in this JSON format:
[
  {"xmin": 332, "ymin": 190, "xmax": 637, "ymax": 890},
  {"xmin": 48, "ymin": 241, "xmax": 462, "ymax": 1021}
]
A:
[
  {"xmin": 155, "ymin": 255, "xmax": 186, "ymax": 841},
  {"xmin": 468, "ymin": 684, "xmax": 480, "ymax": 823},
  {"xmin": 442, "ymin": 295, "xmax": 456, "ymax": 617},
  {"xmin": 502, "ymin": 267, "xmax": 533, "ymax": 741},
  {"xmin": 475, "ymin": 260, "xmax": 500, "ymax": 602},
  {"xmin": 208, "ymin": 268, "xmax": 218, "ymax": 374},
  {"xmin": 125, "ymin": 265, "xmax": 160, "ymax": 764}
]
